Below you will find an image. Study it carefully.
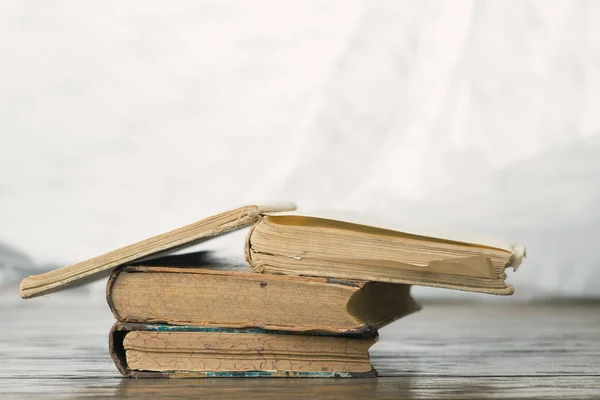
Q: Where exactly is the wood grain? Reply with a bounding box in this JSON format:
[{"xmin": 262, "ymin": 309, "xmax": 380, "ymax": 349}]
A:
[{"xmin": 1, "ymin": 293, "xmax": 599, "ymax": 399}]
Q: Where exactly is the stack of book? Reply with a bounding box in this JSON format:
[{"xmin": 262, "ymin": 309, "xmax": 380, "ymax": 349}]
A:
[{"xmin": 20, "ymin": 204, "xmax": 525, "ymax": 378}]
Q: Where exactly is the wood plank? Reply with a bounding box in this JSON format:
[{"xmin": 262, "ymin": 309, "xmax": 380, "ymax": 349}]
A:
[{"xmin": 1, "ymin": 292, "xmax": 599, "ymax": 398}]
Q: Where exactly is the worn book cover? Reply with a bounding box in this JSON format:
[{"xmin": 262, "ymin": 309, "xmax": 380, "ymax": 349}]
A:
[
  {"xmin": 20, "ymin": 203, "xmax": 296, "ymax": 298},
  {"xmin": 110, "ymin": 323, "xmax": 379, "ymax": 378},
  {"xmin": 106, "ymin": 258, "xmax": 421, "ymax": 334}
]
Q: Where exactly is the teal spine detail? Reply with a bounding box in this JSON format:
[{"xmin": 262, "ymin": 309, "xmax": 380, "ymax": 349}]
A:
[
  {"xmin": 202, "ymin": 371, "xmax": 354, "ymax": 378},
  {"xmin": 161, "ymin": 369, "xmax": 377, "ymax": 378},
  {"xmin": 144, "ymin": 324, "xmax": 369, "ymax": 338}
]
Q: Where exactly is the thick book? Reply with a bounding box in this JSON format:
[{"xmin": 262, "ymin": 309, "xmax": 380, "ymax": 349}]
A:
[
  {"xmin": 110, "ymin": 323, "xmax": 378, "ymax": 378},
  {"xmin": 245, "ymin": 213, "xmax": 526, "ymax": 295},
  {"xmin": 106, "ymin": 259, "xmax": 420, "ymax": 334}
]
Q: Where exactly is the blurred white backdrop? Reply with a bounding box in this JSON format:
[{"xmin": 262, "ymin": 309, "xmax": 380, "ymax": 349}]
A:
[{"xmin": 1, "ymin": 0, "xmax": 599, "ymax": 297}]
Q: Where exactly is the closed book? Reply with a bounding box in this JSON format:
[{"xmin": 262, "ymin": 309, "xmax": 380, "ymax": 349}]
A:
[
  {"xmin": 106, "ymin": 256, "xmax": 420, "ymax": 334},
  {"xmin": 110, "ymin": 323, "xmax": 378, "ymax": 378}
]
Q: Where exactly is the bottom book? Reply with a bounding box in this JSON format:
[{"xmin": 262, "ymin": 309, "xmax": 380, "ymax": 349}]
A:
[{"xmin": 110, "ymin": 323, "xmax": 378, "ymax": 378}]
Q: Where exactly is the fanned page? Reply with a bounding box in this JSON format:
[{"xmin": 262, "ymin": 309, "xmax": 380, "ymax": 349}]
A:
[
  {"xmin": 245, "ymin": 211, "xmax": 526, "ymax": 295},
  {"xmin": 270, "ymin": 210, "xmax": 526, "ymax": 269},
  {"xmin": 20, "ymin": 203, "xmax": 296, "ymax": 299}
]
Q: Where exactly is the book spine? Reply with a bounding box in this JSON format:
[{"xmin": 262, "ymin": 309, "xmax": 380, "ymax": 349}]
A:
[
  {"xmin": 109, "ymin": 322, "xmax": 168, "ymax": 378},
  {"xmin": 243, "ymin": 219, "xmax": 259, "ymax": 272},
  {"xmin": 105, "ymin": 267, "xmax": 122, "ymax": 322}
]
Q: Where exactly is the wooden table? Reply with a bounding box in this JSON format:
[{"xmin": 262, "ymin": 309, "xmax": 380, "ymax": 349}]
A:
[{"xmin": 1, "ymin": 291, "xmax": 599, "ymax": 399}]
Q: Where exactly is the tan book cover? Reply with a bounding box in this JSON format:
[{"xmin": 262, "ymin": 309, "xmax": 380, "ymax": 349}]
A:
[{"xmin": 20, "ymin": 203, "xmax": 296, "ymax": 299}]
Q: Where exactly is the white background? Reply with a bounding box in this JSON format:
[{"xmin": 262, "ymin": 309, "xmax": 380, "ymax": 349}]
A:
[{"xmin": 1, "ymin": 0, "xmax": 599, "ymax": 297}]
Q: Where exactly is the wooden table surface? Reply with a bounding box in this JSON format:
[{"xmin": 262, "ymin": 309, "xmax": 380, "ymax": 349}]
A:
[{"xmin": 1, "ymin": 291, "xmax": 599, "ymax": 399}]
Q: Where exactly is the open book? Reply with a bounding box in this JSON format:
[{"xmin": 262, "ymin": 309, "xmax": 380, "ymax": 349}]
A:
[{"xmin": 20, "ymin": 204, "xmax": 525, "ymax": 298}]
